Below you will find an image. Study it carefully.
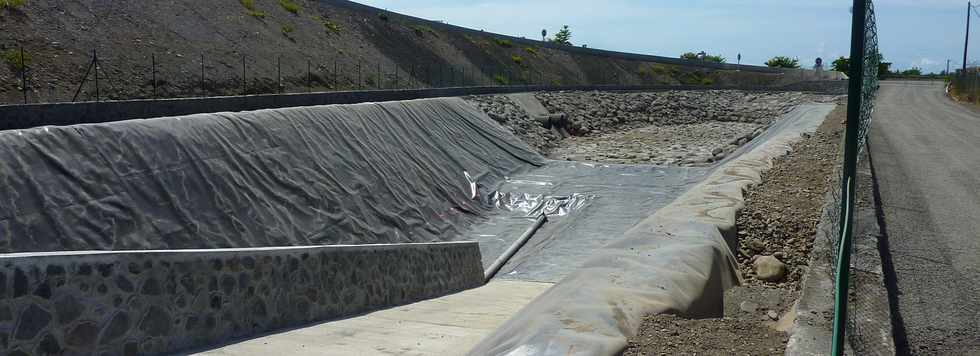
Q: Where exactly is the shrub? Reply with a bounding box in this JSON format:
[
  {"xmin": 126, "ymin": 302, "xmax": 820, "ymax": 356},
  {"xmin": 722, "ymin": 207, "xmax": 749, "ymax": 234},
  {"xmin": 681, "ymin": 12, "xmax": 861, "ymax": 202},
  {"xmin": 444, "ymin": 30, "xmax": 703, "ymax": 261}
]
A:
[
  {"xmin": 650, "ymin": 64, "xmax": 668, "ymax": 75},
  {"xmin": 279, "ymin": 0, "xmax": 300, "ymax": 15},
  {"xmin": 0, "ymin": 0, "xmax": 25, "ymax": 9},
  {"xmin": 323, "ymin": 20, "xmax": 341, "ymax": 34},
  {"xmin": 410, "ymin": 24, "xmax": 437, "ymax": 37},
  {"xmin": 240, "ymin": 0, "xmax": 265, "ymax": 18},
  {"xmin": 680, "ymin": 52, "xmax": 725, "ymax": 63},
  {"xmin": 524, "ymin": 47, "xmax": 539, "ymax": 56},
  {"xmin": 494, "ymin": 38, "xmax": 513, "ymax": 48},
  {"xmin": 701, "ymin": 77, "xmax": 714, "ymax": 86},
  {"xmin": 2, "ymin": 49, "xmax": 30, "ymax": 71},
  {"xmin": 550, "ymin": 25, "xmax": 572, "ymax": 45},
  {"xmin": 494, "ymin": 74, "xmax": 510, "ymax": 85},
  {"xmin": 511, "ymin": 55, "xmax": 524, "ymax": 65},
  {"xmin": 281, "ymin": 24, "xmax": 295, "ymax": 36},
  {"xmin": 377, "ymin": 12, "xmax": 389, "ymax": 22},
  {"xmin": 765, "ymin": 56, "xmax": 800, "ymax": 69}
]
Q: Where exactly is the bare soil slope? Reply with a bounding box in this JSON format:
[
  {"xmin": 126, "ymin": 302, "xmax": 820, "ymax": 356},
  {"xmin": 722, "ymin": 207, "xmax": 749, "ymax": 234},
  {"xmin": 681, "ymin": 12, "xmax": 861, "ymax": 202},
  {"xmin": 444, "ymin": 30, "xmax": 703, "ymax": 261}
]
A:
[{"xmin": 0, "ymin": 0, "xmax": 785, "ymax": 103}]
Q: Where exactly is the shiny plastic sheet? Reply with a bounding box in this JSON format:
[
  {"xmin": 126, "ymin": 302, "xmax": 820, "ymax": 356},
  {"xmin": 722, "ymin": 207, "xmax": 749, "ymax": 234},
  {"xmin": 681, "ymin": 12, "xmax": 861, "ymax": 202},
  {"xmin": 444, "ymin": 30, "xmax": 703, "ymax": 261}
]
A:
[{"xmin": 0, "ymin": 98, "xmax": 544, "ymax": 252}]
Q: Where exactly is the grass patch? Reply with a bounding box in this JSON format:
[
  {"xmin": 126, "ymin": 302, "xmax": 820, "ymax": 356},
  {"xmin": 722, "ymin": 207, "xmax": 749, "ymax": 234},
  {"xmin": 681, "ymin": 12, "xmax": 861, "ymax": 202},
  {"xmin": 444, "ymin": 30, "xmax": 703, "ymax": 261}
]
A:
[
  {"xmin": 650, "ymin": 64, "xmax": 669, "ymax": 75},
  {"xmin": 511, "ymin": 55, "xmax": 524, "ymax": 66},
  {"xmin": 240, "ymin": 0, "xmax": 266, "ymax": 19},
  {"xmin": 494, "ymin": 38, "xmax": 513, "ymax": 48},
  {"xmin": 0, "ymin": 0, "xmax": 25, "ymax": 9},
  {"xmin": 281, "ymin": 24, "xmax": 295, "ymax": 36},
  {"xmin": 2, "ymin": 49, "xmax": 30, "ymax": 70},
  {"xmin": 524, "ymin": 47, "xmax": 539, "ymax": 56},
  {"xmin": 312, "ymin": 16, "xmax": 342, "ymax": 34},
  {"xmin": 410, "ymin": 24, "xmax": 437, "ymax": 37},
  {"xmin": 279, "ymin": 0, "xmax": 300, "ymax": 15},
  {"xmin": 494, "ymin": 74, "xmax": 510, "ymax": 85}
]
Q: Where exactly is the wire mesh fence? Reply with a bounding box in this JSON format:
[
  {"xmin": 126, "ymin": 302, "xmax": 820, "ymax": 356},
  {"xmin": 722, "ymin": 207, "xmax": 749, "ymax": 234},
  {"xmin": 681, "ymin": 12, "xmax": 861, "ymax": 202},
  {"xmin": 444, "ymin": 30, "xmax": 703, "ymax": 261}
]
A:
[
  {"xmin": 0, "ymin": 44, "xmax": 647, "ymax": 106},
  {"xmin": 825, "ymin": 0, "xmax": 882, "ymax": 354}
]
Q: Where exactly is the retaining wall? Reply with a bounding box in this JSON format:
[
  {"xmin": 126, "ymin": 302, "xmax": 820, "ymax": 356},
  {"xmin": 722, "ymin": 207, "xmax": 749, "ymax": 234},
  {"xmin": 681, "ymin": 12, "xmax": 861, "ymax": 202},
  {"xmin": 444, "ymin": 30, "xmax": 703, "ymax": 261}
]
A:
[
  {"xmin": 0, "ymin": 242, "xmax": 484, "ymax": 356},
  {"xmin": 0, "ymin": 83, "xmax": 845, "ymax": 131}
]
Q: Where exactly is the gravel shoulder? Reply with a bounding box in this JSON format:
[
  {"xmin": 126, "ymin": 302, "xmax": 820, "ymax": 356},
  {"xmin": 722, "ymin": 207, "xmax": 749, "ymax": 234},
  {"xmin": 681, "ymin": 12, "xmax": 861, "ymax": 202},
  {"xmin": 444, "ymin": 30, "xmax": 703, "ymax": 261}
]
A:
[{"xmin": 623, "ymin": 103, "xmax": 844, "ymax": 355}]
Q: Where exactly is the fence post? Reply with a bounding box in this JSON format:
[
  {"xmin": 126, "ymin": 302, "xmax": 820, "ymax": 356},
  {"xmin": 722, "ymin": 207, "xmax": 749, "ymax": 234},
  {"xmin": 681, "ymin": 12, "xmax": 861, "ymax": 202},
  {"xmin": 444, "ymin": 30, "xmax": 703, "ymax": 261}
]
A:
[
  {"xmin": 201, "ymin": 54, "xmax": 206, "ymax": 97},
  {"xmin": 242, "ymin": 55, "xmax": 246, "ymax": 96},
  {"xmin": 94, "ymin": 49, "xmax": 100, "ymax": 102},
  {"xmin": 151, "ymin": 53, "xmax": 157, "ymax": 98},
  {"xmin": 20, "ymin": 45, "xmax": 27, "ymax": 104},
  {"xmin": 831, "ymin": 0, "xmax": 869, "ymax": 355}
]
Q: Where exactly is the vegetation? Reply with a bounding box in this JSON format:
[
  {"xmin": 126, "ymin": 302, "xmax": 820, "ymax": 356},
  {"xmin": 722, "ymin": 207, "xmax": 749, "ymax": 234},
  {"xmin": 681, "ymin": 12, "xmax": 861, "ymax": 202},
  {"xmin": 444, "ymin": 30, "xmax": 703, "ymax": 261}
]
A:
[
  {"xmin": 831, "ymin": 54, "xmax": 893, "ymax": 77},
  {"xmin": 899, "ymin": 67, "xmax": 923, "ymax": 76},
  {"xmin": 680, "ymin": 52, "xmax": 725, "ymax": 63},
  {"xmin": 0, "ymin": 0, "xmax": 25, "ymax": 9},
  {"xmin": 281, "ymin": 24, "xmax": 295, "ymax": 36},
  {"xmin": 494, "ymin": 74, "xmax": 510, "ymax": 85},
  {"xmin": 377, "ymin": 12, "xmax": 389, "ymax": 22},
  {"xmin": 239, "ymin": 0, "xmax": 266, "ymax": 19},
  {"xmin": 765, "ymin": 56, "xmax": 800, "ymax": 69},
  {"xmin": 524, "ymin": 47, "xmax": 539, "ymax": 56},
  {"xmin": 410, "ymin": 24, "xmax": 437, "ymax": 37},
  {"xmin": 2, "ymin": 49, "xmax": 30, "ymax": 71},
  {"xmin": 494, "ymin": 38, "xmax": 513, "ymax": 48},
  {"xmin": 550, "ymin": 25, "xmax": 572, "ymax": 45},
  {"xmin": 278, "ymin": 0, "xmax": 300, "ymax": 15},
  {"xmin": 511, "ymin": 55, "xmax": 524, "ymax": 65},
  {"xmin": 832, "ymin": 56, "xmax": 849, "ymax": 73},
  {"xmin": 313, "ymin": 16, "xmax": 342, "ymax": 34}
]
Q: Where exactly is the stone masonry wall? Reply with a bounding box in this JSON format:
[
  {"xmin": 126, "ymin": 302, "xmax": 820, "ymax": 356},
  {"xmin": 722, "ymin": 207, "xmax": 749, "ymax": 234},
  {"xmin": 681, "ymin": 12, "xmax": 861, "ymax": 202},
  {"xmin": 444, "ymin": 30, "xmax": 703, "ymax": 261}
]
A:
[{"xmin": 0, "ymin": 242, "xmax": 484, "ymax": 355}]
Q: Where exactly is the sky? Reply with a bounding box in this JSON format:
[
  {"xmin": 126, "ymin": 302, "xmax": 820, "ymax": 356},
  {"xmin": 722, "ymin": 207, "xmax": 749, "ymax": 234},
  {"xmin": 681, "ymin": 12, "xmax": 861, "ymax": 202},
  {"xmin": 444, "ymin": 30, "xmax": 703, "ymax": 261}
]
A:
[{"xmin": 356, "ymin": 0, "xmax": 975, "ymax": 74}]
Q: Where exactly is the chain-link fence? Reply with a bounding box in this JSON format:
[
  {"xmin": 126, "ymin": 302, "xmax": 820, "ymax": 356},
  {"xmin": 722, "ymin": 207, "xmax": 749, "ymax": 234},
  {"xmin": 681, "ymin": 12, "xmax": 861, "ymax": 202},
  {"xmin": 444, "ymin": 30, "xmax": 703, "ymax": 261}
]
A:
[
  {"xmin": 824, "ymin": 0, "xmax": 882, "ymax": 355},
  {"xmin": 950, "ymin": 68, "xmax": 980, "ymax": 102}
]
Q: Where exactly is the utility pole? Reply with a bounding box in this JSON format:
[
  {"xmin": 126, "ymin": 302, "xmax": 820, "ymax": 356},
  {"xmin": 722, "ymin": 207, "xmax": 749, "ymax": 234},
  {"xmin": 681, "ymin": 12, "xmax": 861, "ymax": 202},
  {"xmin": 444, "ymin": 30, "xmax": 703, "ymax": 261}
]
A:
[{"xmin": 965, "ymin": 1, "xmax": 971, "ymax": 71}]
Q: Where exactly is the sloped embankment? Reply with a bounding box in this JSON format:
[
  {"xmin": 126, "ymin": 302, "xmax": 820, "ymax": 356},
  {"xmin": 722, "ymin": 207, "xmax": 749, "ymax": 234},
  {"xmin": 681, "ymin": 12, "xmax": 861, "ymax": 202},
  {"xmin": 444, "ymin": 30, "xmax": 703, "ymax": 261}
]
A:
[{"xmin": 0, "ymin": 97, "xmax": 543, "ymax": 253}]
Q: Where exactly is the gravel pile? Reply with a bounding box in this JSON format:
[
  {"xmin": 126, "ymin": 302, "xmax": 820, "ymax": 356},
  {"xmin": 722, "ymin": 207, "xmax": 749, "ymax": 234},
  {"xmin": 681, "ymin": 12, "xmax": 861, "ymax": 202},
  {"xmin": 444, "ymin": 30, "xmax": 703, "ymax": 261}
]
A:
[
  {"xmin": 735, "ymin": 104, "xmax": 844, "ymax": 289},
  {"xmin": 464, "ymin": 95, "xmax": 560, "ymax": 152},
  {"xmin": 466, "ymin": 90, "xmax": 823, "ymax": 166},
  {"xmin": 535, "ymin": 90, "xmax": 813, "ymax": 135}
]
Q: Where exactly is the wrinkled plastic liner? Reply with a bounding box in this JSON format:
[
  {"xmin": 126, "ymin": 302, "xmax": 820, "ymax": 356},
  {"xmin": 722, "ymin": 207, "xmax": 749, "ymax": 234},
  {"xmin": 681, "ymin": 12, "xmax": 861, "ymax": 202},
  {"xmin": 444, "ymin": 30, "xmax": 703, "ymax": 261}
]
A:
[{"xmin": 468, "ymin": 161, "xmax": 711, "ymax": 281}]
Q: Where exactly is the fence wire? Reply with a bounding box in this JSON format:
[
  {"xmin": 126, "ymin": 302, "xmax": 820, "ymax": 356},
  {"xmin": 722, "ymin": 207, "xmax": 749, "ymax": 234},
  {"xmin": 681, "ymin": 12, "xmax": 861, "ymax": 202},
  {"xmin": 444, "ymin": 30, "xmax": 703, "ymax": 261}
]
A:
[{"xmin": 825, "ymin": 0, "xmax": 882, "ymax": 355}]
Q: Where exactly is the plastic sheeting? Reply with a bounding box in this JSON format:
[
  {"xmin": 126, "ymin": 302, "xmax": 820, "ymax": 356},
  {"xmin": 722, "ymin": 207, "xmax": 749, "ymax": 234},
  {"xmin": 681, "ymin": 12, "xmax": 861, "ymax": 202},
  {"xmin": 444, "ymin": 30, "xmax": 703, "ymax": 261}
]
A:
[
  {"xmin": 467, "ymin": 104, "xmax": 836, "ymax": 356},
  {"xmin": 468, "ymin": 162, "xmax": 710, "ymax": 281},
  {"xmin": 0, "ymin": 98, "xmax": 544, "ymax": 253}
]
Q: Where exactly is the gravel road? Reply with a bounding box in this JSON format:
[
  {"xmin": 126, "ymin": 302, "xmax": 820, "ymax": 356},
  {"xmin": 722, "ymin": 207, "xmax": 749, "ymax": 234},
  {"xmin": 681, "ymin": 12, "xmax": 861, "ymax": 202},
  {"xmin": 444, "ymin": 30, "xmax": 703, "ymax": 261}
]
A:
[{"xmin": 870, "ymin": 80, "xmax": 980, "ymax": 354}]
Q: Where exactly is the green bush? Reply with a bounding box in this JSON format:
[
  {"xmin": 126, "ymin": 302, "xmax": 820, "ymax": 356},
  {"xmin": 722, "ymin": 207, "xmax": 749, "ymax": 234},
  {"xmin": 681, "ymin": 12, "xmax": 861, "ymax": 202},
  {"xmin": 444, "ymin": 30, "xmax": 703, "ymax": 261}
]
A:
[
  {"xmin": 511, "ymin": 55, "xmax": 524, "ymax": 65},
  {"xmin": 524, "ymin": 47, "xmax": 539, "ymax": 56},
  {"xmin": 410, "ymin": 24, "xmax": 437, "ymax": 37},
  {"xmin": 0, "ymin": 0, "xmax": 25, "ymax": 9},
  {"xmin": 494, "ymin": 74, "xmax": 510, "ymax": 85},
  {"xmin": 279, "ymin": 0, "xmax": 300, "ymax": 15},
  {"xmin": 281, "ymin": 24, "xmax": 295, "ymax": 36},
  {"xmin": 239, "ymin": 0, "xmax": 265, "ymax": 18},
  {"xmin": 765, "ymin": 56, "xmax": 800, "ymax": 69},
  {"xmin": 494, "ymin": 38, "xmax": 513, "ymax": 48},
  {"xmin": 2, "ymin": 49, "xmax": 30, "ymax": 70}
]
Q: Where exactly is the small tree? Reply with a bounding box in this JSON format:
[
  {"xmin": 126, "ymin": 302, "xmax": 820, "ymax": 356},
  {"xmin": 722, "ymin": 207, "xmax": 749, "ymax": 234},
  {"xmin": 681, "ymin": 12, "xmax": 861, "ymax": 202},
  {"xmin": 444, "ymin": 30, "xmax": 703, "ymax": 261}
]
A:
[
  {"xmin": 766, "ymin": 56, "xmax": 800, "ymax": 69},
  {"xmin": 832, "ymin": 56, "xmax": 849, "ymax": 73},
  {"xmin": 681, "ymin": 52, "xmax": 699, "ymax": 61},
  {"xmin": 551, "ymin": 25, "xmax": 572, "ymax": 45}
]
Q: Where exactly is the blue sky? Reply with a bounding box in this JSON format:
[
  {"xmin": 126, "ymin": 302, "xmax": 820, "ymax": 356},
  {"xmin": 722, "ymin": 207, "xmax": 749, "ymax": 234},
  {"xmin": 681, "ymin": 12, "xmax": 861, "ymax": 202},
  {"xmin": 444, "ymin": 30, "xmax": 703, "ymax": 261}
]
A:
[{"xmin": 356, "ymin": 0, "xmax": 973, "ymax": 74}]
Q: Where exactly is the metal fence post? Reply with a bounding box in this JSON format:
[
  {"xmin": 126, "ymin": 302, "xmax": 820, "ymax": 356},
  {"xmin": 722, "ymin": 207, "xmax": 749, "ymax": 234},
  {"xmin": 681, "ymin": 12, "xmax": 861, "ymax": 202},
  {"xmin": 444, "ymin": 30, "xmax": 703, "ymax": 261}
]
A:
[
  {"xmin": 242, "ymin": 55, "xmax": 247, "ymax": 96},
  {"xmin": 151, "ymin": 53, "xmax": 157, "ymax": 98},
  {"xmin": 94, "ymin": 49, "xmax": 100, "ymax": 102},
  {"xmin": 201, "ymin": 54, "xmax": 206, "ymax": 97},
  {"xmin": 20, "ymin": 45, "xmax": 27, "ymax": 104}
]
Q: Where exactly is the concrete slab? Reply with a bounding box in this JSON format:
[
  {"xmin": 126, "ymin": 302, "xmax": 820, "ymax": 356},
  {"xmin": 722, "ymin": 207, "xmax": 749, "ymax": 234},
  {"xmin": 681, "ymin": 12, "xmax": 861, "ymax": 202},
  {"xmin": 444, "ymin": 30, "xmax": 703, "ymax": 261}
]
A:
[{"xmin": 188, "ymin": 280, "xmax": 553, "ymax": 356}]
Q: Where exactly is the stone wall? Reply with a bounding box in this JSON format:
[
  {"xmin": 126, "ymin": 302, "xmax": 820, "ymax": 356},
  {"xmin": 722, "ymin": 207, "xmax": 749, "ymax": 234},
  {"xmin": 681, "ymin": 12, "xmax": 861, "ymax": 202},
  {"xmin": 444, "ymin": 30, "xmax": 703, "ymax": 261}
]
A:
[{"xmin": 0, "ymin": 242, "xmax": 484, "ymax": 355}]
